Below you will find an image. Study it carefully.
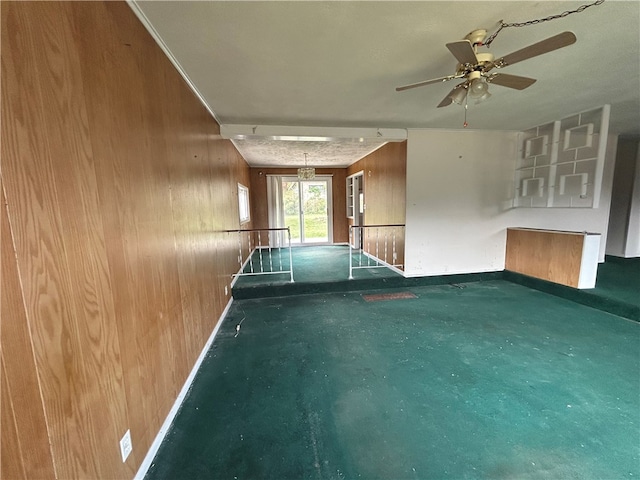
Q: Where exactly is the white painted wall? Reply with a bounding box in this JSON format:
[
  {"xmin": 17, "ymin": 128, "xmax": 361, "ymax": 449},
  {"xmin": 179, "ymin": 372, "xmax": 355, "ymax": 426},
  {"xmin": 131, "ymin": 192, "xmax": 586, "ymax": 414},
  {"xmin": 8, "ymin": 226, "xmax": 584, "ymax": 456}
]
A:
[
  {"xmin": 625, "ymin": 143, "xmax": 640, "ymax": 256},
  {"xmin": 627, "ymin": 148, "xmax": 640, "ymax": 256},
  {"xmin": 507, "ymin": 135, "xmax": 617, "ymax": 262},
  {"xmin": 607, "ymin": 138, "xmax": 640, "ymax": 258},
  {"xmin": 404, "ymin": 129, "xmax": 618, "ymax": 277},
  {"xmin": 405, "ymin": 129, "xmax": 519, "ymax": 276}
]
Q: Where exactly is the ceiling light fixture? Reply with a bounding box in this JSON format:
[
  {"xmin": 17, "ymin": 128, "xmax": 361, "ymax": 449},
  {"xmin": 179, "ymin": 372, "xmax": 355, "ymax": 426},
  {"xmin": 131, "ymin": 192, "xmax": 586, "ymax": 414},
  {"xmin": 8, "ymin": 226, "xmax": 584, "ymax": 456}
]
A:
[
  {"xmin": 458, "ymin": 71, "xmax": 489, "ymax": 102},
  {"xmin": 450, "ymin": 85, "xmax": 468, "ymax": 105},
  {"xmin": 469, "ymin": 77, "xmax": 489, "ymax": 99},
  {"xmin": 475, "ymin": 91, "xmax": 492, "ymax": 104},
  {"xmin": 448, "ymin": 71, "xmax": 492, "ymax": 127},
  {"xmin": 297, "ymin": 153, "xmax": 315, "ymax": 180}
]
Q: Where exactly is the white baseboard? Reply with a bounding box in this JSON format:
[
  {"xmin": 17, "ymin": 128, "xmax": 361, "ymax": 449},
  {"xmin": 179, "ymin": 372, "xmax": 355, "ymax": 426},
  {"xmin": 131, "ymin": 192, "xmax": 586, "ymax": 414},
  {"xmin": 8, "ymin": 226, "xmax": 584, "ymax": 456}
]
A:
[{"xmin": 133, "ymin": 297, "xmax": 234, "ymax": 479}]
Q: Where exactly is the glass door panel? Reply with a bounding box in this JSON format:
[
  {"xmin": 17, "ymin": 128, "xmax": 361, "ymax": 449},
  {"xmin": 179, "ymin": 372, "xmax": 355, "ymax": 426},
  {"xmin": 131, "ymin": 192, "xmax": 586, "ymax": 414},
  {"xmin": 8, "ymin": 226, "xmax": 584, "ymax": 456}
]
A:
[
  {"xmin": 301, "ymin": 180, "xmax": 328, "ymax": 243},
  {"xmin": 281, "ymin": 177, "xmax": 332, "ymax": 244},
  {"xmin": 282, "ymin": 179, "xmax": 301, "ymax": 243}
]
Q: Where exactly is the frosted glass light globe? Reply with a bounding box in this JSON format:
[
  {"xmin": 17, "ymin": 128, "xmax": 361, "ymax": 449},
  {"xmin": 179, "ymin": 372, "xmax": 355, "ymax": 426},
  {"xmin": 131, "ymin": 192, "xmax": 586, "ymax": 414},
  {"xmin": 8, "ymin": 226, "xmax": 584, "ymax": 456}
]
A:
[{"xmin": 469, "ymin": 78, "xmax": 488, "ymax": 98}]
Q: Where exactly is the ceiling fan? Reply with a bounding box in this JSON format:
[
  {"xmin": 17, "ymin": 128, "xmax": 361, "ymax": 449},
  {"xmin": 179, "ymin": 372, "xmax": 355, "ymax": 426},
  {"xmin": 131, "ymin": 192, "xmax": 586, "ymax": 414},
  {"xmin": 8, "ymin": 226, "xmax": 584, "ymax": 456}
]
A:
[{"xmin": 396, "ymin": 29, "xmax": 577, "ymax": 107}]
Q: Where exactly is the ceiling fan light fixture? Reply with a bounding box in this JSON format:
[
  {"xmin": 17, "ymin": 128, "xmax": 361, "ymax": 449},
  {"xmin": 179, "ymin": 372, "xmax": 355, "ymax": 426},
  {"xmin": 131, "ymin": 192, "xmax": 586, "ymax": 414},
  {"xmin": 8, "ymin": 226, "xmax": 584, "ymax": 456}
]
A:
[
  {"xmin": 396, "ymin": 27, "xmax": 579, "ymax": 108},
  {"xmin": 475, "ymin": 91, "xmax": 492, "ymax": 104},
  {"xmin": 469, "ymin": 77, "xmax": 489, "ymax": 99},
  {"xmin": 450, "ymin": 87, "xmax": 468, "ymax": 105}
]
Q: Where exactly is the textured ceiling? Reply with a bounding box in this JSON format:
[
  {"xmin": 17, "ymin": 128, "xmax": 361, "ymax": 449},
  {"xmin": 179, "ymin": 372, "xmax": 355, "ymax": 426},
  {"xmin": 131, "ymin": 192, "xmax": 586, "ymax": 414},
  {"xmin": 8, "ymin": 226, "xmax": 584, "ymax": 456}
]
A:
[
  {"xmin": 230, "ymin": 138, "xmax": 388, "ymax": 168},
  {"xmin": 132, "ymin": 1, "xmax": 640, "ymax": 167}
]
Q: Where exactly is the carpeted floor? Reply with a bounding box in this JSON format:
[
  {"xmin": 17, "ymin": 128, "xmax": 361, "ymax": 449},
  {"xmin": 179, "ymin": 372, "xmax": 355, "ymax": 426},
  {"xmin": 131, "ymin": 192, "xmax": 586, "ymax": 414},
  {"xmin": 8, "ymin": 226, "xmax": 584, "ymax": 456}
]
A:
[
  {"xmin": 593, "ymin": 256, "xmax": 640, "ymax": 308},
  {"xmin": 235, "ymin": 245, "xmax": 402, "ymax": 286},
  {"xmin": 145, "ymin": 278, "xmax": 639, "ymax": 479},
  {"xmin": 233, "ymin": 247, "xmax": 639, "ymax": 321}
]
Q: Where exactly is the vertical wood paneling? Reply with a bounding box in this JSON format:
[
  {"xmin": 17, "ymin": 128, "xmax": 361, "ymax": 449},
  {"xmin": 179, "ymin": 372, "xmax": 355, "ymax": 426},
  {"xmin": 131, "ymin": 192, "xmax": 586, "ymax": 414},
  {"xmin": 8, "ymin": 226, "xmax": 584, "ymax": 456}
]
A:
[
  {"xmin": 249, "ymin": 168, "xmax": 348, "ymax": 243},
  {"xmin": 71, "ymin": 3, "xmax": 164, "ymax": 454},
  {"xmin": 347, "ymin": 142, "xmax": 407, "ymax": 266},
  {"xmin": 41, "ymin": 4, "xmax": 130, "ymax": 476},
  {"xmin": 1, "ymin": 2, "xmax": 251, "ymax": 478},
  {"xmin": 0, "ymin": 365, "xmax": 24, "ymax": 480},
  {"xmin": 506, "ymin": 228, "xmax": 585, "ymax": 287},
  {"xmin": 3, "ymin": 4, "xmax": 106, "ymax": 477},
  {"xmin": 347, "ymin": 142, "xmax": 407, "ymax": 225},
  {"xmin": 1, "ymin": 183, "xmax": 56, "ymax": 480}
]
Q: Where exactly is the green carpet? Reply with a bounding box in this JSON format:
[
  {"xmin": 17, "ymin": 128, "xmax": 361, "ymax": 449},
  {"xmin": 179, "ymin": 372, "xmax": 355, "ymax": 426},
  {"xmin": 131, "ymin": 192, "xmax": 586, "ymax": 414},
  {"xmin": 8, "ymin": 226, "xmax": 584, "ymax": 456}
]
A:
[
  {"xmin": 145, "ymin": 281, "xmax": 639, "ymax": 479},
  {"xmin": 234, "ymin": 247, "xmax": 639, "ymax": 322},
  {"xmin": 505, "ymin": 255, "xmax": 640, "ymax": 321},
  {"xmin": 235, "ymin": 245, "xmax": 403, "ymax": 286},
  {"xmin": 594, "ymin": 256, "xmax": 640, "ymax": 308},
  {"xmin": 232, "ymin": 245, "xmax": 413, "ymax": 299}
]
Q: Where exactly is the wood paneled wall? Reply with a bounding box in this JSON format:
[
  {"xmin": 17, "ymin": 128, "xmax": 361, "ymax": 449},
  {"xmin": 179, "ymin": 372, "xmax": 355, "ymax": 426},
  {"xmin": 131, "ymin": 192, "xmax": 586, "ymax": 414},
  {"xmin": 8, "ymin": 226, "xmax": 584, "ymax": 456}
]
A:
[
  {"xmin": 347, "ymin": 142, "xmax": 407, "ymax": 225},
  {"xmin": 1, "ymin": 181, "xmax": 57, "ymax": 480},
  {"xmin": 347, "ymin": 142, "xmax": 407, "ymax": 266},
  {"xmin": 1, "ymin": 2, "xmax": 250, "ymax": 478},
  {"xmin": 249, "ymin": 168, "xmax": 348, "ymax": 244},
  {"xmin": 505, "ymin": 228, "xmax": 588, "ymax": 288}
]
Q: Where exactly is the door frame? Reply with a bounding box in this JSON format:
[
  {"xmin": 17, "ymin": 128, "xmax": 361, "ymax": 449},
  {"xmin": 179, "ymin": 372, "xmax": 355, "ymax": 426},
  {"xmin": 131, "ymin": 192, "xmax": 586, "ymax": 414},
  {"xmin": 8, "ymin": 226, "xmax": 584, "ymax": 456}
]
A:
[{"xmin": 347, "ymin": 171, "xmax": 364, "ymax": 248}]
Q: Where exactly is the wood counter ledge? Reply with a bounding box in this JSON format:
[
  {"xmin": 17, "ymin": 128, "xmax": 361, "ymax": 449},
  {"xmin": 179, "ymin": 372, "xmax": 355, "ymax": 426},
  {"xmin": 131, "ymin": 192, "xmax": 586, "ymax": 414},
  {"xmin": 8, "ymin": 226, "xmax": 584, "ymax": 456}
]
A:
[{"xmin": 505, "ymin": 228, "xmax": 600, "ymax": 289}]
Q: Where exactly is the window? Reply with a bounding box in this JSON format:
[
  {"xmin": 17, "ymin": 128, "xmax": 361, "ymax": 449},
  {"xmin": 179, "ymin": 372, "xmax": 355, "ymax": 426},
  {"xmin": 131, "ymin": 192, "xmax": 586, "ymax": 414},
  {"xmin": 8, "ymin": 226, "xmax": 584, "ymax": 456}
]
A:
[{"xmin": 238, "ymin": 183, "xmax": 250, "ymax": 224}]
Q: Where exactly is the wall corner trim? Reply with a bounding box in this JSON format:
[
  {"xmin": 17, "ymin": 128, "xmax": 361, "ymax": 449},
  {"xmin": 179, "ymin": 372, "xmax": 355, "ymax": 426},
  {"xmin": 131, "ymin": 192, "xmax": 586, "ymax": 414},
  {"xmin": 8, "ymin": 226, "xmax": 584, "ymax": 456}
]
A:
[{"xmin": 133, "ymin": 297, "xmax": 234, "ymax": 479}]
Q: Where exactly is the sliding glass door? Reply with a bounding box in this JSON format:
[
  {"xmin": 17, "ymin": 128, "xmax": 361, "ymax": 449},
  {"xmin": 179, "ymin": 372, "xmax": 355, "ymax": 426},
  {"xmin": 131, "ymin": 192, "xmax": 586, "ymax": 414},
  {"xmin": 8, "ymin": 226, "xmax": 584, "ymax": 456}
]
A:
[{"xmin": 282, "ymin": 176, "xmax": 332, "ymax": 244}]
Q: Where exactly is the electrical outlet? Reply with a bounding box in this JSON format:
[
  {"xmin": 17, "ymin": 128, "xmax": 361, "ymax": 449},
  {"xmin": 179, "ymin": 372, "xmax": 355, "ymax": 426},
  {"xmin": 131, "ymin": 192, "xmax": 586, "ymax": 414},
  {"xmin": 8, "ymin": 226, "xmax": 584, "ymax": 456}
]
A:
[
  {"xmin": 120, "ymin": 429, "xmax": 132, "ymax": 462},
  {"xmin": 225, "ymin": 286, "xmax": 228, "ymax": 296}
]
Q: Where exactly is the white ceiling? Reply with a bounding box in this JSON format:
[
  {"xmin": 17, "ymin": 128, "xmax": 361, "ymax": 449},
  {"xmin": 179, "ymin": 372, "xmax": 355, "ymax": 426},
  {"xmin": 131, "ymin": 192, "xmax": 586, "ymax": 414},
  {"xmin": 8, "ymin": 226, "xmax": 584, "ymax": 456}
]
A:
[{"xmin": 132, "ymin": 1, "xmax": 640, "ymax": 167}]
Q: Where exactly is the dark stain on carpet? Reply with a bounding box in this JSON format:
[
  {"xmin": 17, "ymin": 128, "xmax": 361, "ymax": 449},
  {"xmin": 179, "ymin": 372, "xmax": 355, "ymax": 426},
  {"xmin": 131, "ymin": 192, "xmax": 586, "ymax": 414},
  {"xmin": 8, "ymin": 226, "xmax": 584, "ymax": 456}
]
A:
[{"xmin": 362, "ymin": 291, "xmax": 417, "ymax": 302}]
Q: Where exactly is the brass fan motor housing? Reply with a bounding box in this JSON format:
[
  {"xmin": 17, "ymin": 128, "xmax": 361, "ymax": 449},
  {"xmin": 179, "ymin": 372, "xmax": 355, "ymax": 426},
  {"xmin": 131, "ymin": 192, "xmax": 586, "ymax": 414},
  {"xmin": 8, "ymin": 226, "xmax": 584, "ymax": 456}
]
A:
[{"xmin": 465, "ymin": 29, "xmax": 488, "ymax": 45}]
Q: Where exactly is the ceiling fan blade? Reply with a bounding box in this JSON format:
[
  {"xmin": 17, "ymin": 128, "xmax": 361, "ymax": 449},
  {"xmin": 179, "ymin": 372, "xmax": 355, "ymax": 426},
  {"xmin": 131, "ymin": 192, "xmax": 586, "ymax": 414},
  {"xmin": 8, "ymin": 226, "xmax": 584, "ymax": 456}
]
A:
[
  {"xmin": 437, "ymin": 92, "xmax": 454, "ymax": 108},
  {"xmin": 395, "ymin": 74, "xmax": 460, "ymax": 92},
  {"xmin": 497, "ymin": 31, "xmax": 576, "ymax": 67},
  {"xmin": 446, "ymin": 40, "xmax": 478, "ymax": 65},
  {"xmin": 488, "ymin": 73, "xmax": 537, "ymax": 90}
]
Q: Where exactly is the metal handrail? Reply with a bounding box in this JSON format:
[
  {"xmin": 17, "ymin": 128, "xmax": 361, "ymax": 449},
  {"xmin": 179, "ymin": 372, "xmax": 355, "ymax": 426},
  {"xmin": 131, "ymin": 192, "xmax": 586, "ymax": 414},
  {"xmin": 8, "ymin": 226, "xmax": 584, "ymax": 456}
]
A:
[
  {"xmin": 349, "ymin": 224, "xmax": 405, "ymax": 279},
  {"xmin": 225, "ymin": 227, "xmax": 294, "ymax": 283}
]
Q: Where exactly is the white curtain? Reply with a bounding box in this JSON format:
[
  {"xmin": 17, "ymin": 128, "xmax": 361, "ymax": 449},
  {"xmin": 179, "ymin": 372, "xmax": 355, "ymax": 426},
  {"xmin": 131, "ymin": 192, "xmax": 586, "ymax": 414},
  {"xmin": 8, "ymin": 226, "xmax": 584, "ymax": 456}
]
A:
[{"xmin": 266, "ymin": 175, "xmax": 286, "ymax": 247}]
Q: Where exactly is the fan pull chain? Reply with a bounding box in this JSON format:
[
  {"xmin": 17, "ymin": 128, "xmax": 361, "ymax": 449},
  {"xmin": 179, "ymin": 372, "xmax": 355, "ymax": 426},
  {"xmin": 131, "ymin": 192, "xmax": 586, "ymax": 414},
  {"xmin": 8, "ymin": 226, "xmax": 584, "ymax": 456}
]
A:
[{"xmin": 484, "ymin": 0, "xmax": 605, "ymax": 46}]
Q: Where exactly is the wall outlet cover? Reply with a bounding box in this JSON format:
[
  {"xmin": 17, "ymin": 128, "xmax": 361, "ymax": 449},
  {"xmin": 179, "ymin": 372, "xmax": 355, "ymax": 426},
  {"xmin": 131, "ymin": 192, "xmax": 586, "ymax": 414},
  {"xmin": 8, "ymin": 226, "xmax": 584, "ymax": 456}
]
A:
[{"xmin": 120, "ymin": 429, "xmax": 132, "ymax": 462}]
